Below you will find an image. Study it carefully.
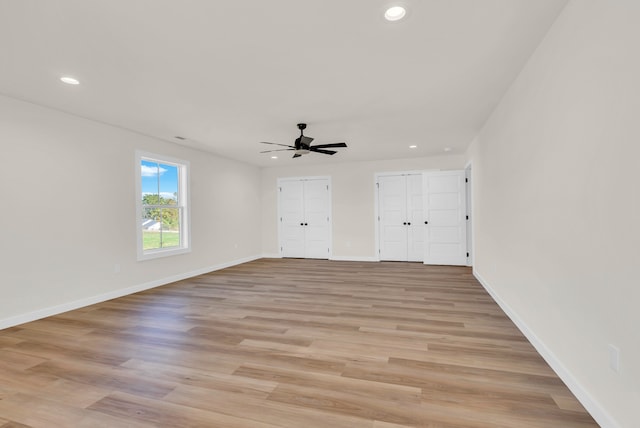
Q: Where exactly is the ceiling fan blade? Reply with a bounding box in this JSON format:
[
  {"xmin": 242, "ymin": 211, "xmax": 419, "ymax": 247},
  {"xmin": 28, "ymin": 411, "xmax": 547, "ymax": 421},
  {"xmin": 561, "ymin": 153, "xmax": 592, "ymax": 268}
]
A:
[
  {"xmin": 311, "ymin": 142, "xmax": 347, "ymax": 149},
  {"xmin": 300, "ymin": 136, "xmax": 314, "ymax": 145},
  {"xmin": 260, "ymin": 148, "xmax": 295, "ymax": 153},
  {"xmin": 309, "ymin": 148, "xmax": 337, "ymax": 155},
  {"xmin": 293, "ymin": 153, "xmax": 302, "ymax": 158},
  {"xmin": 260, "ymin": 142, "xmax": 294, "ymax": 148}
]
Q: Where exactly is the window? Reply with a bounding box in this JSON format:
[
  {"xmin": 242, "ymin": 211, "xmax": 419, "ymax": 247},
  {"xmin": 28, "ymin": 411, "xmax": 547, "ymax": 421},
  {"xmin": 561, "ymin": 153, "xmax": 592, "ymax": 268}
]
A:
[{"xmin": 136, "ymin": 151, "xmax": 190, "ymax": 260}]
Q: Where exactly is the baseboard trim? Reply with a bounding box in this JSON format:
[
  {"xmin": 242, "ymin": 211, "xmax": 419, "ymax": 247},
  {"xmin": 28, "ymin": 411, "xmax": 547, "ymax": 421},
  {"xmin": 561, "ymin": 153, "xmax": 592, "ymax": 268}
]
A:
[
  {"xmin": 329, "ymin": 255, "xmax": 379, "ymax": 262},
  {"xmin": 0, "ymin": 255, "xmax": 262, "ymax": 330},
  {"xmin": 473, "ymin": 269, "xmax": 619, "ymax": 428},
  {"xmin": 261, "ymin": 254, "xmax": 379, "ymax": 262},
  {"xmin": 260, "ymin": 253, "xmax": 282, "ymax": 259}
]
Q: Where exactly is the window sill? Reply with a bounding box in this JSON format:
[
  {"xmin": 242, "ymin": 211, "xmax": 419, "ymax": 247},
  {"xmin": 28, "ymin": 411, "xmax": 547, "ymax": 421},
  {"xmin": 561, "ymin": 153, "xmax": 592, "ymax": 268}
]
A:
[{"xmin": 137, "ymin": 246, "xmax": 191, "ymax": 261}]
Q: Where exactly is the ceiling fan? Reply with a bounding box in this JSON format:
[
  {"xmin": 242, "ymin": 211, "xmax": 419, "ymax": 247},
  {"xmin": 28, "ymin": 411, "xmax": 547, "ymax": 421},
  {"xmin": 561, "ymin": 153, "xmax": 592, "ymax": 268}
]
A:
[{"xmin": 260, "ymin": 123, "xmax": 347, "ymax": 158}]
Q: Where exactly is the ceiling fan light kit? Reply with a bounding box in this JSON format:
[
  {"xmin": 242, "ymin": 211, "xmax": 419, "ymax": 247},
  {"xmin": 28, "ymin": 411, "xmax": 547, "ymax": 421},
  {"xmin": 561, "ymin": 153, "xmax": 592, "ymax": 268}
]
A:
[{"xmin": 260, "ymin": 123, "xmax": 347, "ymax": 159}]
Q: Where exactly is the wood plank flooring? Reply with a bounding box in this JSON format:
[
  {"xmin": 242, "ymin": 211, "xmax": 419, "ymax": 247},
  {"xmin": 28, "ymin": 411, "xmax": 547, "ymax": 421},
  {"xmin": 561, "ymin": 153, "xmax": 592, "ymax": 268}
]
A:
[{"xmin": 0, "ymin": 258, "xmax": 597, "ymax": 427}]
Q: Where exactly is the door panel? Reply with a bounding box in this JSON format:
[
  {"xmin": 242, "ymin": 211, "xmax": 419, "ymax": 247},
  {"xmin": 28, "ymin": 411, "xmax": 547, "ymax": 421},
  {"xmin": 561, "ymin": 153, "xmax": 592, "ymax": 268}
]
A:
[
  {"xmin": 380, "ymin": 225, "xmax": 407, "ymax": 261},
  {"xmin": 303, "ymin": 180, "xmax": 330, "ymax": 259},
  {"xmin": 423, "ymin": 171, "xmax": 467, "ymax": 266},
  {"xmin": 406, "ymin": 174, "xmax": 424, "ymax": 262},
  {"xmin": 279, "ymin": 180, "xmax": 305, "ymax": 258},
  {"xmin": 429, "ymin": 209, "xmax": 460, "ymax": 225},
  {"xmin": 429, "ymin": 243, "xmax": 465, "ymax": 257},
  {"xmin": 428, "ymin": 175, "xmax": 461, "ymax": 193},
  {"xmin": 430, "ymin": 227, "xmax": 462, "ymax": 242},
  {"xmin": 379, "ymin": 175, "xmax": 408, "ymax": 261},
  {"xmin": 429, "ymin": 193, "xmax": 459, "ymax": 209}
]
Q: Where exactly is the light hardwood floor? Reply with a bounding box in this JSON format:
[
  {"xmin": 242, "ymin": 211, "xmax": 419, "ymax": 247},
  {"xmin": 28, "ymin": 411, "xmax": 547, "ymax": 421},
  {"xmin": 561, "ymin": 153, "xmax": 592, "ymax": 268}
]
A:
[{"xmin": 0, "ymin": 259, "xmax": 597, "ymax": 427}]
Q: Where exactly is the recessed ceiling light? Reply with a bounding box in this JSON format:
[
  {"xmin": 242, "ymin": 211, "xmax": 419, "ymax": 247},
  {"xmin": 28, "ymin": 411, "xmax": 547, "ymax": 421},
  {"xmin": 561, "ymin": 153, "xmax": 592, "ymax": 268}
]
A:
[
  {"xmin": 384, "ymin": 6, "xmax": 406, "ymax": 21},
  {"xmin": 443, "ymin": 147, "xmax": 452, "ymax": 152},
  {"xmin": 409, "ymin": 145, "xmax": 417, "ymax": 149},
  {"xmin": 60, "ymin": 76, "xmax": 80, "ymax": 85},
  {"xmin": 271, "ymin": 156, "xmax": 278, "ymax": 159}
]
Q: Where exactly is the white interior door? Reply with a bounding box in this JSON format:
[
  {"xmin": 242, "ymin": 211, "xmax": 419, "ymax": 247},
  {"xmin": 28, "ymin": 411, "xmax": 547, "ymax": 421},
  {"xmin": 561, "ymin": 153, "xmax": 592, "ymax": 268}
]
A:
[
  {"xmin": 378, "ymin": 174, "xmax": 424, "ymax": 262},
  {"xmin": 406, "ymin": 174, "xmax": 424, "ymax": 262},
  {"xmin": 423, "ymin": 171, "xmax": 467, "ymax": 266},
  {"xmin": 278, "ymin": 178, "xmax": 330, "ymax": 259},
  {"xmin": 279, "ymin": 180, "xmax": 305, "ymax": 258},
  {"xmin": 378, "ymin": 175, "xmax": 408, "ymax": 261},
  {"xmin": 303, "ymin": 179, "xmax": 330, "ymax": 259}
]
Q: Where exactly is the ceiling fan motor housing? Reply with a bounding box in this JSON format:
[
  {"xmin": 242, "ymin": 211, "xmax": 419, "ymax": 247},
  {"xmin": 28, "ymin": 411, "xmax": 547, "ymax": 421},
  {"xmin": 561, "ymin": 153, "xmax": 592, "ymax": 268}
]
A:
[{"xmin": 294, "ymin": 136, "xmax": 310, "ymax": 153}]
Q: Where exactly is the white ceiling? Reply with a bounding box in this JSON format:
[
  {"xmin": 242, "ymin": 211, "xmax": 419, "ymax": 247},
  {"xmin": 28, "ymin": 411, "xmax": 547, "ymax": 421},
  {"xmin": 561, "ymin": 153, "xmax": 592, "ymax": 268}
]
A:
[{"xmin": 0, "ymin": 0, "xmax": 568, "ymax": 167}]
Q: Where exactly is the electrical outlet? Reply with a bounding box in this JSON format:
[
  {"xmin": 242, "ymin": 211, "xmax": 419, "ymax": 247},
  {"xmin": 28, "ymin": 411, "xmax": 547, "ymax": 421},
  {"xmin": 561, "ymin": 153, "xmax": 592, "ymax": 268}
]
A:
[{"xmin": 608, "ymin": 344, "xmax": 620, "ymax": 373}]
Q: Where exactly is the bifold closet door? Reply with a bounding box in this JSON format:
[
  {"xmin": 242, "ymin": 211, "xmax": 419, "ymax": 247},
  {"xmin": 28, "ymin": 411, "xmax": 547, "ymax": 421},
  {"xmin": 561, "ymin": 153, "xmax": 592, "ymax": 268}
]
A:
[
  {"xmin": 279, "ymin": 180, "xmax": 306, "ymax": 258},
  {"xmin": 278, "ymin": 179, "xmax": 330, "ymax": 259},
  {"xmin": 406, "ymin": 174, "xmax": 425, "ymax": 261},
  {"xmin": 378, "ymin": 174, "xmax": 424, "ymax": 262},
  {"xmin": 303, "ymin": 179, "xmax": 331, "ymax": 259}
]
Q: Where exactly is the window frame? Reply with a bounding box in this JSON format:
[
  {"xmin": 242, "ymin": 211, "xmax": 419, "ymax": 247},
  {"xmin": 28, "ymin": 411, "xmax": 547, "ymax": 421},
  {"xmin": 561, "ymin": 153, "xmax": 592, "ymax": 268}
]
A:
[{"xmin": 135, "ymin": 150, "xmax": 191, "ymax": 261}]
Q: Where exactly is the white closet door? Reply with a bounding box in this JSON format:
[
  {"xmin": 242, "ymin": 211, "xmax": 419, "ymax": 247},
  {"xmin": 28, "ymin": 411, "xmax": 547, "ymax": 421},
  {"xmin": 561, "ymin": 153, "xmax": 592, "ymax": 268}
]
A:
[
  {"xmin": 279, "ymin": 180, "xmax": 305, "ymax": 258},
  {"xmin": 378, "ymin": 175, "xmax": 408, "ymax": 261},
  {"xmin": 278, "ymin": 178, "xmax": 331, "ymax": 259},
  {"xmin": 303, "ymin": 179, "xmax": 330, "ymax": 259},
  {"xmin": 406, "ymin": 174, "xmax": 425, "ymax": 262},
  {"xmin": 423, "ymin": 171, "xmax": 467, "ymax": 266}
]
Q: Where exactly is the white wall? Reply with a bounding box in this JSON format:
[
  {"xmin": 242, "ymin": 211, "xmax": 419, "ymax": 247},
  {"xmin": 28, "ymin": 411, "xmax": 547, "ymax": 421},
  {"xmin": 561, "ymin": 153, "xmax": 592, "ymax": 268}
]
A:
[
  {"xmin": 0, "ymin": 95, "xmax": 262, "ymax": 327},
  {"xmin": 467, "ymin": 1, "xmax": 639, "ymax": 426},
  {"xmin": 261, "ymin": 155, "xmax": 466, "ymax": 259},
  {"xmin": 4, "ymin": 2, "xmax": 637, "ymax": 425}
]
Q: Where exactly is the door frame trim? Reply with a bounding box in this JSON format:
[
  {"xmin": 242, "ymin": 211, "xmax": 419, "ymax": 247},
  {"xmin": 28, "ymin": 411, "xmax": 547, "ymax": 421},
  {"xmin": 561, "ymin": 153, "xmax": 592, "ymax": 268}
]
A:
[{"xmin": 465, "ymin": 162, "xmax": 473, "ymax": 267}]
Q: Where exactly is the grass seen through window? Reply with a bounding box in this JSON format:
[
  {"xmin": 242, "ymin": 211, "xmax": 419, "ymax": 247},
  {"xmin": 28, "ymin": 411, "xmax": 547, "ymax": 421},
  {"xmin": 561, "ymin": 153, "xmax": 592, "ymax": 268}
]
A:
[{"xmin": 143, "ymin": 231, "xmax": 180, "ymax": 250}]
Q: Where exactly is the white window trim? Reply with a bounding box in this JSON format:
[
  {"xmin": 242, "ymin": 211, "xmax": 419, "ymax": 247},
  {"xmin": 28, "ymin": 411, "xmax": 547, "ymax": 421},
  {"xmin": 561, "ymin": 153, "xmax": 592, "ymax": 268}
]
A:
[{"xmin": 135, "ymin": 150, "xmax": 191, "ymax": 261}]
